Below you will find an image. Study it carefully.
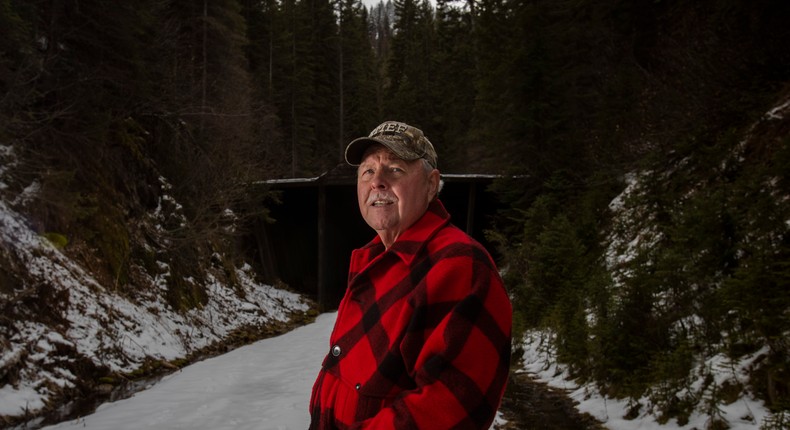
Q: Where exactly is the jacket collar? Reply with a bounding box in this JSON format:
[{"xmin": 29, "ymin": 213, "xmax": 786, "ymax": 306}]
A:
[{"xmin": 363, "ymin": 199, "xmax": 451, "ymax": 267}]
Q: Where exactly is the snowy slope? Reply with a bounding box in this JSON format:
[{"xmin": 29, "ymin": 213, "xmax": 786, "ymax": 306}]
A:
[
  {"xmin": 0, "ymin": 147, "xmax": 311, "ymax": 425},
  {"xmin": 40, "ymin": 312, "xmax": 506, "ymax": 430},
  {"xmin": 41, "ymin": 312, "xmax": 336, "ymax": 430},
  {"xmin": 516, "ymin": 94, "xmax": 790, "ymax": 430}
]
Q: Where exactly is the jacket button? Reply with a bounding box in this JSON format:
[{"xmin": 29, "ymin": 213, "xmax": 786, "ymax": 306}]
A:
[
  {"xmin": 331, "ymin": 345, "xmax": 341, "ymax": 357},
  {"xmin": 355, "ymin": 383, "xmax": 361, "ymax": 390}
]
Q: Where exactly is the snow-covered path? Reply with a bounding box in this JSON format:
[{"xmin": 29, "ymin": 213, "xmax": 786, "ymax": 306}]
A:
[
  {"xmin": 37, "ymin": 305, "xmax": 773, "ymax": 430},
  {"xmin": 43, "ymin": 313, "xmax": 336, "ymax": 430}
]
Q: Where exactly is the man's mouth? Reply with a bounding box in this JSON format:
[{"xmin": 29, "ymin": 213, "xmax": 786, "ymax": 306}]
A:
[{"xmin": 368, "ymin": 194, "xmax": 395, "ymax": 206}]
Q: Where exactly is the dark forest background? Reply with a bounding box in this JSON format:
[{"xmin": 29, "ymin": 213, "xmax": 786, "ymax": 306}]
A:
[{"xmin": 3, "ymin": 0, "xmax": 790, "ymax": 426}]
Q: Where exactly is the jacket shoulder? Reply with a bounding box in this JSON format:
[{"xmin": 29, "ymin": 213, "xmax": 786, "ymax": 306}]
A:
[{"xmin": 428, "ymin": 224, "xmax": 496, "ymax": 264}]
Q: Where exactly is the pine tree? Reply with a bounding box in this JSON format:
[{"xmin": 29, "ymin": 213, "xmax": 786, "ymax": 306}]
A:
[
  {"xmin": 2, "ymin": 0, "xmax": 165, "ymax": 284},
  {"xmin": 368, "ymin": 0, "xmax": 394, "ymax": 116},
  {"xmin": 154, "ymin": 0, "xmax": 269, "ymax": 236},
  {"xmin": 385, "ymin": 0, "xmax": 438, "ymax": 129},
  {"xmin": 339, "ymin": 0, "xmax": 379, "ymax": 149},
  {"xmin": 241, "ymin": 0, "xmax": 279, "ymax": 100},
  {"xmin": 431, "ymin": 0, "xmax": 476, "ymax": 172},
  {"xmin": 301, "ymin": 0, "xmax": 341, "ymax": 172},
  {"xmin": 267, "ymin": 0, "xmax": 340, "ymax": 176}
]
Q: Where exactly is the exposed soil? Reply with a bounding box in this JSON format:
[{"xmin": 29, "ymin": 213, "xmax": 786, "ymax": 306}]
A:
[{"xmin": 496, "ymin": 369, "xmax": 607, "ymax": 430}]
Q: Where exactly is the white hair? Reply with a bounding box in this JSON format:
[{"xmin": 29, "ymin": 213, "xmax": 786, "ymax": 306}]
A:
[{"xmin": 422, "ymin": 159, "xmax": 444, "ymax": 198}]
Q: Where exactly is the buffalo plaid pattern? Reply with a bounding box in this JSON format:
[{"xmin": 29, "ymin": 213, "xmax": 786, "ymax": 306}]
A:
[{"xmin": 309, "ymin": 200, "xmax": 512, "ymax": 429}]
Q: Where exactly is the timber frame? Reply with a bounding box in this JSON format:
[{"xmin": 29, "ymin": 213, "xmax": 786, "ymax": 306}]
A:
[{"xmin": 255, "ymin": 164, "xmax": 502, "ymax": 310}]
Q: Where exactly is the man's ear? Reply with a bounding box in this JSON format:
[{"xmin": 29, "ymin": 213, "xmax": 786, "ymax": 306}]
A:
[{"xmin": 428, "ymin": 169, "xmax": 440, "ymax": 199}]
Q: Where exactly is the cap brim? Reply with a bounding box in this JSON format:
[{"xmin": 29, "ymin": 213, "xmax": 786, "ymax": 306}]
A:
[
  {"xmin": 345, "ymin": 136, "xmax": 422, "ymax": 166},
  {"xmin": 344, "ymin": 137, "xmax": 379, "ymax": 166}
]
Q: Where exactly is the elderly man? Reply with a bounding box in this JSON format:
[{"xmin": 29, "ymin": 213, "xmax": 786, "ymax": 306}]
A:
[{"xmin": 309, "ymin": 121, "xmax": 512, "ymax": 429}]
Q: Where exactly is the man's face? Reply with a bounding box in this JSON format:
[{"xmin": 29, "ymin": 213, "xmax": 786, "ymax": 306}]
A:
[{"xmin": 357, "ymin": 145, "xmax": 439, "ymax": 247}]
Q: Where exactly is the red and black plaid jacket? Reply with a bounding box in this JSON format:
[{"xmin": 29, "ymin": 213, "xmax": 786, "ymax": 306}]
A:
[{"xmin": 309, "ymin": 199, "xmax": 512, "ymax": 429}]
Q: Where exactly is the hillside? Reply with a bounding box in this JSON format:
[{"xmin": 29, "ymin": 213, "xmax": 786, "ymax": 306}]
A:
[
  {"xmin": 0, "ymin": 146, "xmax": 313, "ymax": 427},
  {"xmin": 511, "ymin": 89, "xmax": 790, "ymax": 429}
]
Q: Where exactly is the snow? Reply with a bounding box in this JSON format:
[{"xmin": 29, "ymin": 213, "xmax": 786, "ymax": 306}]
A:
[
  {"xmin": 0, "ymin": 150, "xmax": 310, "ymax": 423},
  {"xmin": 519, "ymin": 330, "xmax": 772, "ymax": 429},
  {"xmin": 14, "ymin": 307, "xmax": 758, "ymax": 429},
  {"xmin": 0, "ymin": 199, "xmax": 308, "ymax": 415},
  {"xmin": 5, "ymin": 90, "xmax": 790, "ymax": 429},
  {"xmin": 37, "ymin": 312, "xmax": 505, "ymax": 430},
  {"xmin": 41, "ymin": 313, "xmax": 336, "ymax": 430},
  {"xmin": 765, "ymin": 98, "xmax": 790, "ymax": 120},
  {"xmin": 515, "ymin": 130, "xmax": 786, "ymax": 429},
  {"xmin": 0, "ymin": 170, "xmax": 769, "ymax": 430}
]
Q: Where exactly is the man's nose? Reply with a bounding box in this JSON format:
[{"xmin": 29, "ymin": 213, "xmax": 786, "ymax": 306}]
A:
[{"xmin": 370, "ymin": 170, "xmax": 388, "ymax": 189}]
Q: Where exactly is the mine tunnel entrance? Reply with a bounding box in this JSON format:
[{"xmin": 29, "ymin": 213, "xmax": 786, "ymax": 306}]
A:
[{"xmin": 252, "ymin": 164, "xmax": 504, "ymax": 310}]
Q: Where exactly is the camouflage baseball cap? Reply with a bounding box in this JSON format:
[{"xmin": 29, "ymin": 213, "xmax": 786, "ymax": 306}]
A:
[{"xmin": 345, "ymin": 121, "xmax": 438, "ymax": 168}]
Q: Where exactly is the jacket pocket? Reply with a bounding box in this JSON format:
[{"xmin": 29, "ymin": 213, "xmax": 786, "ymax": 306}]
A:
[{"xmin": 352, "ymin": 381, "xmax": 399, "ymax": 423}]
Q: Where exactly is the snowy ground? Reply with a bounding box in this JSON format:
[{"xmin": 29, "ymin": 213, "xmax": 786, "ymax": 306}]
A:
[
  {"xmin": 40, "ymin": 313, "xmax": 508, "ymax": 430},
  {"xmin": 41, "ymin": 313, "xmax": 337, "ymax": 430},
  {"xmin": 30, "ymin": 313, "xmax": 774, "ymax": 430},
  {"xmin": 0, "ymin": 197, "xmax": 309, "ymax": 419},
  {"xmin": 520, "ymin": 330, "xmax": 773, "ymax": 430},
  {"xmin": 3, "ymin": 137, "xmax": 781, "ymax": 429},
  {"xmin": 0, "ymin": 148, "xmax": 311, "ymax": 425}
]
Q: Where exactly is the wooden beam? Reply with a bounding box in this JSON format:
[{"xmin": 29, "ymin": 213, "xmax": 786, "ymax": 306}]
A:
[
  {"xmin": 466, "ymin": 183, "xmax": 477, "ymax": 235},
  {"xmin": 317, "ymin": 183, "xmax": 327, "ymax": 310}
]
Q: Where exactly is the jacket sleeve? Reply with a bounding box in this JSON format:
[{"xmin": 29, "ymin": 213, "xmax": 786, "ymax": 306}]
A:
[{"xmin": 353, "ymin": 248, "xmax": 512, "ymax": 429}]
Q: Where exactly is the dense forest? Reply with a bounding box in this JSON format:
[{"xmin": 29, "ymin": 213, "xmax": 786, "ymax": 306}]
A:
[{"xmin": 2, "ymin": 0, "xmax": 790, "ymax": 427}]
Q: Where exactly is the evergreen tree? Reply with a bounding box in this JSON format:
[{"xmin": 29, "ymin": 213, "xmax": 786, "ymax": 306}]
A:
[
  {"xmin": 0, "ymin": 0, "xmax": 35, "ymax": 116},
  {"xmin": 268, "ymin": 0, "xmax": 340, "ymax": 176},
  {"xmin": 2, "ymin": 0, "xmax": 163, "ymax": 284},
  {"xmin": 241, "ymin": 0, "xmax": 290, "ymax": 178},
  {"xmin": 155, "ymin": 0, "xmax": 269, "ymax": 239},
  {"xmin": 368, "ymin": 0, "xmax": 394, "ymax": 116},
  {"xmin": 431, "ymin": 0, "xmax": 476, "ymax": 172},
  {"xmin": 467, "ymin": 0, "xmax": 514, "ymax": 172},
  {"xmin": 385, "ymin": 0, "xmax": 438, "ymax": 129},
  {"xmin": 301, "ymin": 0, "xmax": 341, "ymax": 172},
  {"xmin": 241, "ymin": 0, "xmax": 279, "ymax": 100},
  {"xmin": 339, "ymin": 0, "xmax": 379, "ymax": 150}
]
